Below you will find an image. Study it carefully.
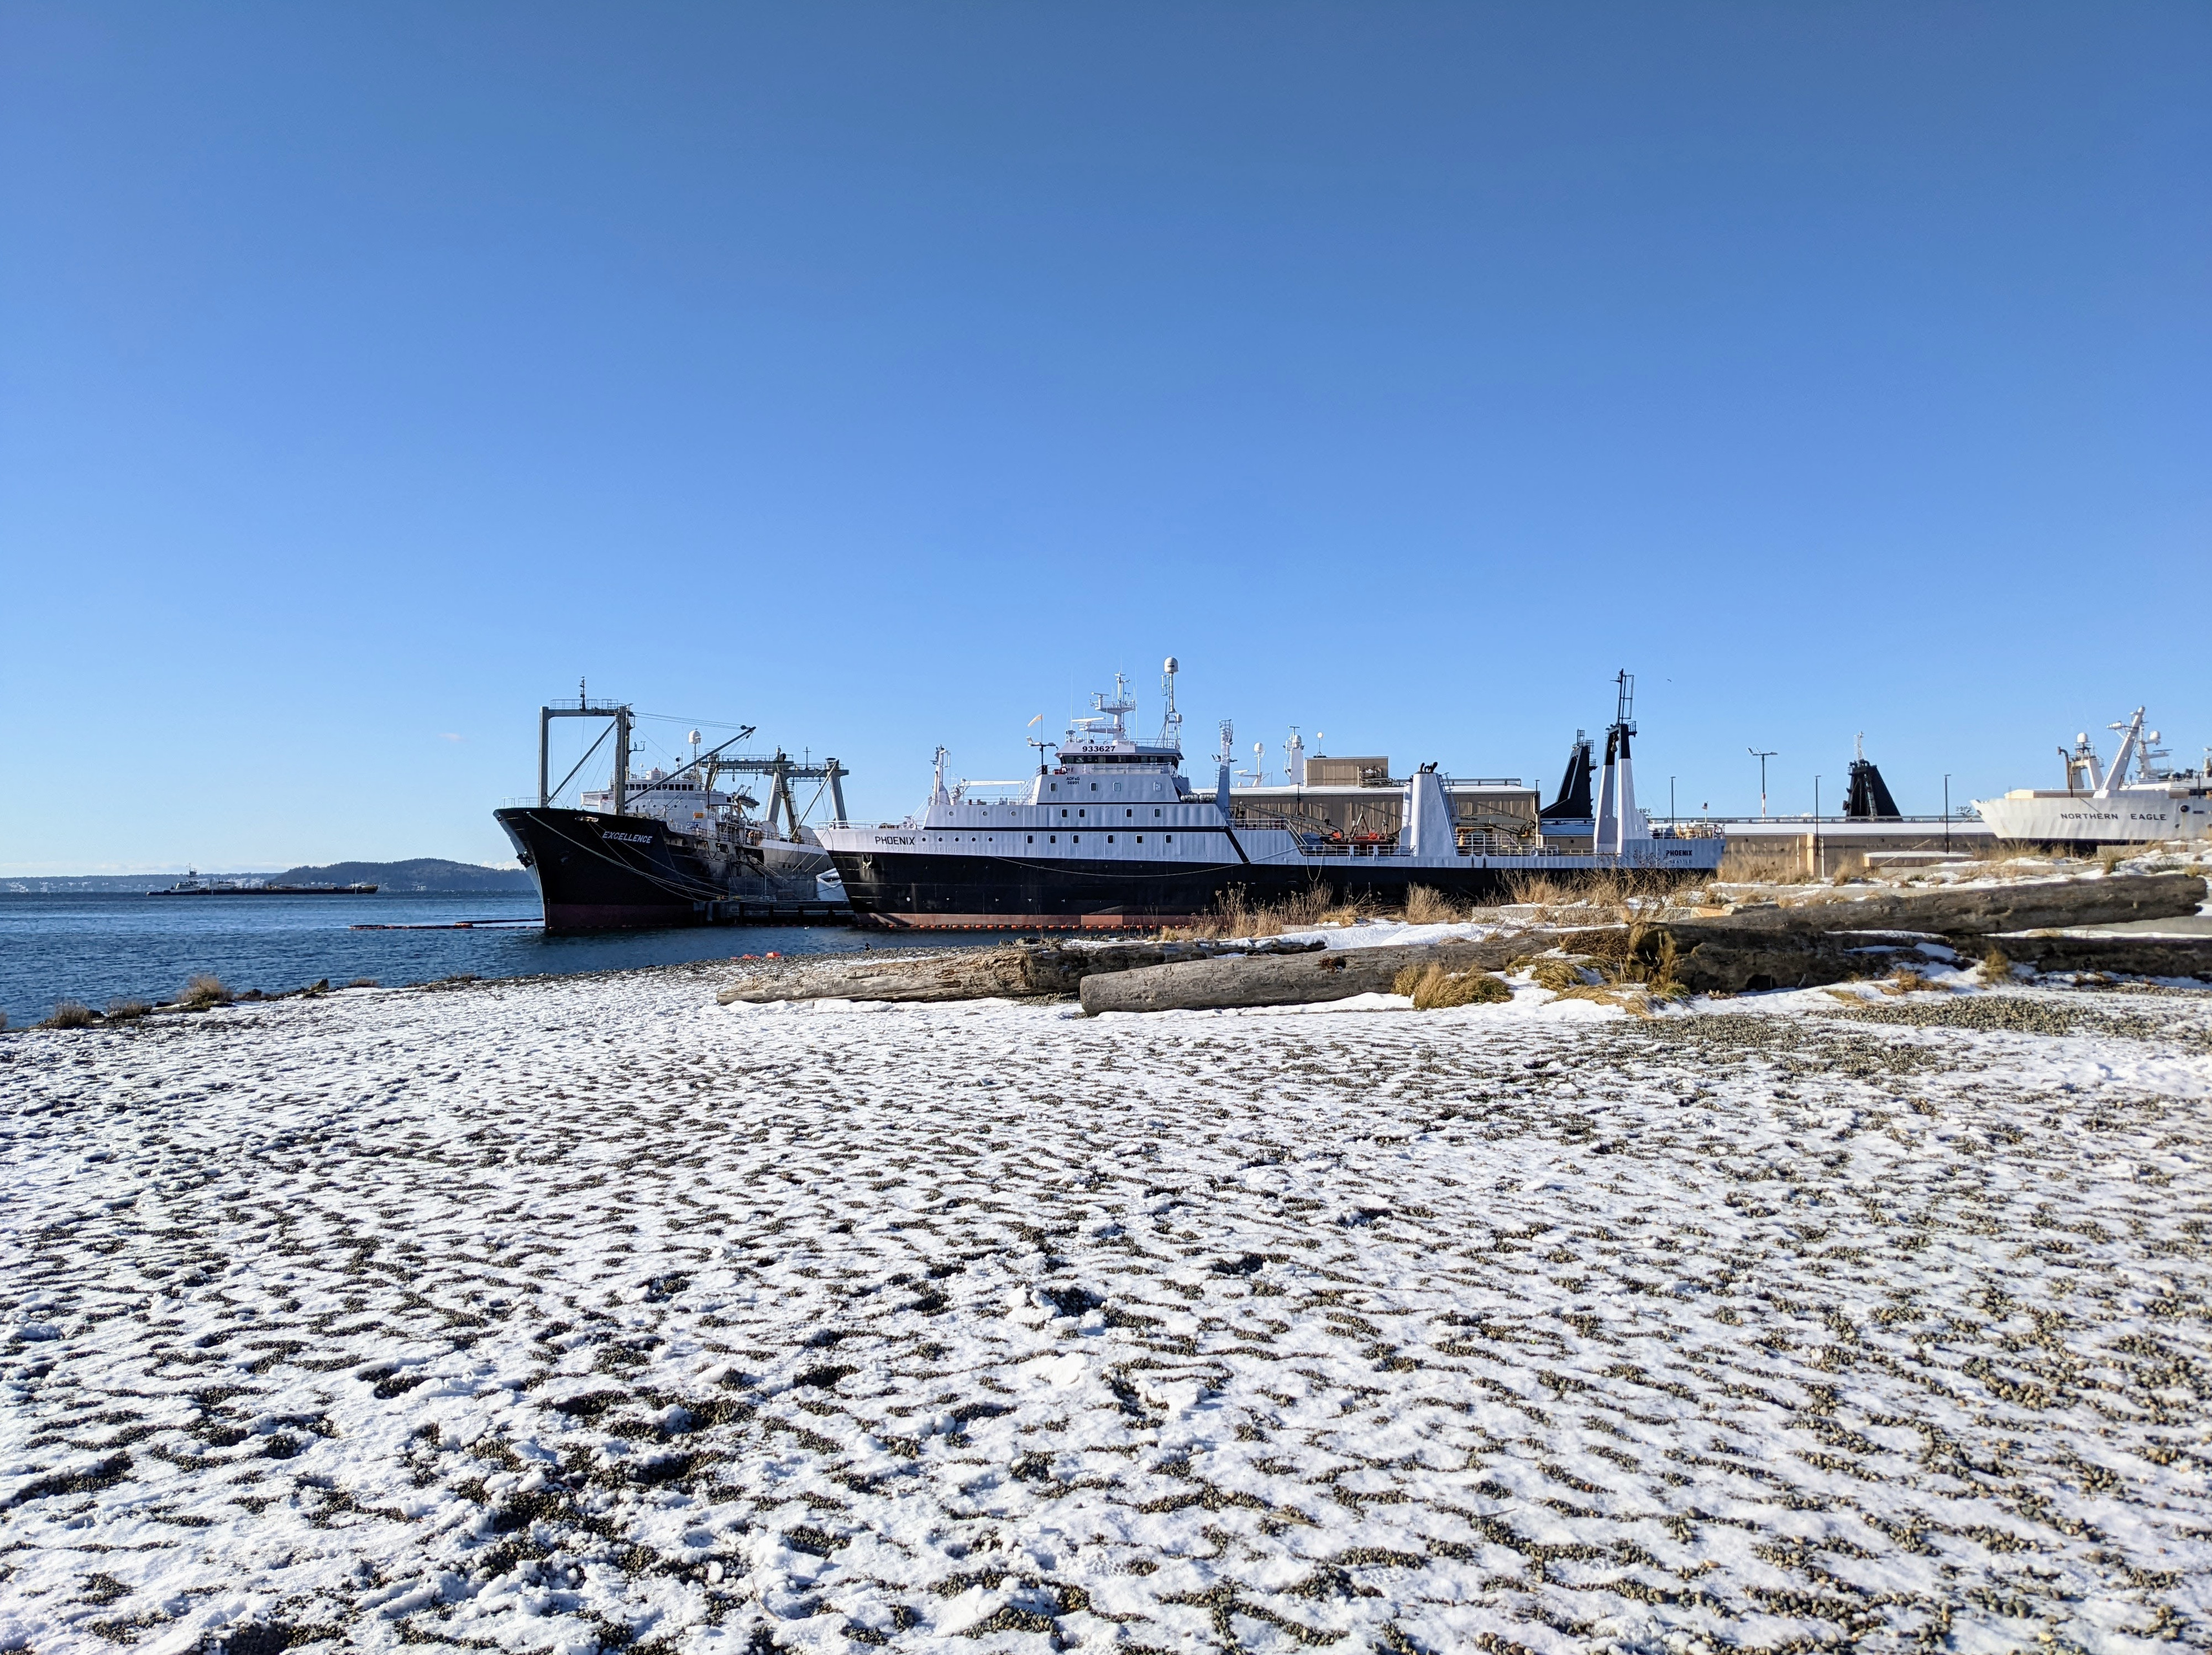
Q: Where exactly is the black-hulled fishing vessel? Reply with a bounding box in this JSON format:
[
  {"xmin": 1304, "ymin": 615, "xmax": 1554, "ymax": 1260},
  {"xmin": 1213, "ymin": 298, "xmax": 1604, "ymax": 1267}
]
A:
[
  {"xmin": 818, "ymin": 662, "xmax": 1723, "ymax": 929},
  {"xmin": 495, "ymin": 693, "xmax": 850, "ymax": 933}
]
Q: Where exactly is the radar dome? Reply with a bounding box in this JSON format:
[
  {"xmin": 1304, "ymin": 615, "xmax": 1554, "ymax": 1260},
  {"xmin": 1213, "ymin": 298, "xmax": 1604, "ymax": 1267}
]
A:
[
  {"xmin": 688, "ymin": 729, "xmax": 702, "ymax": 745},
  {"xmin": 1163, "ymin": 656, "xmax": 1178, "ymax": 674}
]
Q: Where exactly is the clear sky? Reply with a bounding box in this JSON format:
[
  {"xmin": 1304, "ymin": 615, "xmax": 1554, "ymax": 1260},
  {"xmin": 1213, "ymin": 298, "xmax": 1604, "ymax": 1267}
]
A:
[{"xmin": 3, "ymin": 3, "xmax": 2206, "ymax": 872}]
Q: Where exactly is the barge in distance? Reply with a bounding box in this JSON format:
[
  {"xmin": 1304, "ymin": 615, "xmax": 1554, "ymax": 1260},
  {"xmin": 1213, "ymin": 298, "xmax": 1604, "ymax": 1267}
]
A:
[
  {"xmin": 149, "ymin": 872, "xmax": 378, "ymax": 895},
  {"xmin": 495, "ymin": 691, "xmax": 848, "ymax": 934},
  {"xmin": 817, "ymin": 661, "xmax": 1723, "ymax": 929}
]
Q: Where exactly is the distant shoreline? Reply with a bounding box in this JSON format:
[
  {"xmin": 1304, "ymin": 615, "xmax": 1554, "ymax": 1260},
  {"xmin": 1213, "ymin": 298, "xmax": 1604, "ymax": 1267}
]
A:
[{"xmin": 4, "ymin": 858, "xmax": 534, "ymax": 895}]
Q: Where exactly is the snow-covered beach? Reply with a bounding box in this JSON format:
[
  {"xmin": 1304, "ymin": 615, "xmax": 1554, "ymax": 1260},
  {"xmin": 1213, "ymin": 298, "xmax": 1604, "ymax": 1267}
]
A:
[{"xmin": 6, "ymin": 962, "xmax": 2210, "ymax": 1653}]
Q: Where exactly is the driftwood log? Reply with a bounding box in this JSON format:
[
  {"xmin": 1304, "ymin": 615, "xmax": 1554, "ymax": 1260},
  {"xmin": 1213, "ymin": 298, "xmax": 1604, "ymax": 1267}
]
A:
[
  {"xmin": 1629, "ymin": 925, "xmax": 1938, "ymax": 994},
  {"xmin": 717, "ymin": 938, "xmax": 1325, "ymax": 1005},
  {"xmin": 1615, "ymin": 922, "xmax": 2212, "ymax": 994},
  {"xmin": 1720, "ymin": 872, "xmax": 2205, "ymax": 938},
  {"xmin": 1983, "ymin": 934, "xmax": 2212, "ymax": 981},
  {"xmin": 1077, "ymin": 935, "xmax": 1551, "ymax": 1015}
]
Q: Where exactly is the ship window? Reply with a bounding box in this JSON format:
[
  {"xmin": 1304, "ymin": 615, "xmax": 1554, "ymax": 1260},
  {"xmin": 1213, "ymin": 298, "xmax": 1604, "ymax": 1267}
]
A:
[
  {"xmin": 1165, "ymin": 834, "xmax": 1173, "ymax": 842},
  {"xmin": 1050, "ymin": 835, "xmax": 1056, "ymax": 843},
  {"xmin": 1107, "ymin": 835, "xmax": 1114, "ymax": 843},
  {"xmin": 1136, "ymin": 834, "xmax": 1143, "ymax": 843},
  {"xmin": 1154, "ymin": 808, "xmax": 1161, "ymax": 817},
  {"xmin": 1061, "ymin": 809, "xmax": 1068, "ymax": 818},
  {"xmin": 1091, "ymin": 783, "xmax": 1098, "ymax": 791},
  {"xmin": 1126, "ymin": 809, "xmax": 1133, "ymax": 818},
  {"xmin": 1026, "ymin": 836, "xmax": 1033, "ymax": 844},
  {"xmin": 1072, "ymin": 834, "xmax": 1079, "ymax": 843}
]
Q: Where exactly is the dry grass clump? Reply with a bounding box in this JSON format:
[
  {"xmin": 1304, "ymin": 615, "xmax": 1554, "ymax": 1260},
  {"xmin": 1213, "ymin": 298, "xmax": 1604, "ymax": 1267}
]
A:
[
  {"xmin": 39, "ymin": 999, "xmax": 98, "ymax": 1029},
  {"xmin": 1958, "ymin": 849, "xmax": 2066, "ymax": 882},
  {"xmin": 1402, "ymin": 884, "xmax": 1460, "ymax": 926},
  {"xmin": 1169, "ymin": 883, "xmax": 1374, "ymax": 939},
  {"xmin": 1550, "ymin": 982, "xmax": 1665, "ymax": 1018},
  {"xmin": 1720, "ymin": 845, "xmax": 1803, "ymax": 884},
  {"xmin": 1503, "ymin": 868, "xmax": 1680, "ymax": 923},
  {"xmin": 1391, "ymin": 963, "xmax": 1512, "ymax": 1008},
  {"xmin": 1529, "ymin": 956, "xmax": 1596, "ymax": 992},
  {"xmin": 180, "ymin": 973, "xmax": 233, "ymax": 1009},
  {"xmin": 1882, "ymin": 967, "xmax": 1941, "ymax": 996},
  {"xmin": 104, "ymin": 997, "xmax": 152, "ymax": 1022},
  {"xmin": 1980, "ymin": 946, "xmax": 2014, "ymax": 983},
  {"xmin": 1503, "ymin": 872, "xmax": 1572, "ymax": 907},
  {"xmin": 1519, "ymin": 926, "xmax": 1687, "ymax": 1018}
]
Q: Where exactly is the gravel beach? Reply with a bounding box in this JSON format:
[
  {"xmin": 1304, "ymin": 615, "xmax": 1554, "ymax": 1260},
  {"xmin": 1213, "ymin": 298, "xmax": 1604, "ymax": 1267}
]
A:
[{"xmin": 4, "ymin": 963, "xmax": 2210, "ymax": 1653}]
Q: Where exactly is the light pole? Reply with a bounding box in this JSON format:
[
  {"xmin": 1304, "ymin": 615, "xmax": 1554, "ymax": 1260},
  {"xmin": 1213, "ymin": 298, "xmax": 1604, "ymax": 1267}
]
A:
[
  {"xmin": 1669, "ymin": 775, "xmax": 1676, "ymax": 830},
  {"xmin": 1814, "ymin": 774, "xmax": 1822, "ymax": 880},
  {"xmin": 1943, "ymin": 774, "xmax": 1951, "ymax": 853},
  {"xmin": 1749, "ymin": 748, "xmax": 1776, "ymax": 819}
]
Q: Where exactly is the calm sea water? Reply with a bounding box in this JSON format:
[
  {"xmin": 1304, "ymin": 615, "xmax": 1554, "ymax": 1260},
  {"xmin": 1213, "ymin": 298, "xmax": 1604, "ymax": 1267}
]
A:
[{"xmin": 0, "ymin": 892, "xmax": 981, "ymax": 1028}]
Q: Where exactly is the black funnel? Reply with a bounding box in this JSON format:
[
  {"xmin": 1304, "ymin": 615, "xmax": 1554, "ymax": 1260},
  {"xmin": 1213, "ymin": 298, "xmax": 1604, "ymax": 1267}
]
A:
[
  {"xmin": 1844, "ymin": 756, "xmax": 1901, "ymax": 820},
  {"xmin": 1541, "ymin": 734, "xmax": 1594, "ymax": 820}
]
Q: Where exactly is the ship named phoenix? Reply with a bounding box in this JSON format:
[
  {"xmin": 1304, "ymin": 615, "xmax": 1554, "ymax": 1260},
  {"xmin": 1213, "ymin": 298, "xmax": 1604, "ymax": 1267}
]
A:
[{"xmin": 819, "ymin": 660, "xmax": 1723, "ymax": 929}]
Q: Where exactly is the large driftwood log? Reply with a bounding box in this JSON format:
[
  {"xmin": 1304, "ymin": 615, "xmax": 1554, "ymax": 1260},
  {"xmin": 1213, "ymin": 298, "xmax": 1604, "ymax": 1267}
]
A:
[
  {"xmin": 1626, "ymin": 921, "xmax": 2212, "ymax": 992},
  {"xmin": 1721, "ymin": 872, "xmax": 2205, "ymax": 938},
  {"xmin": 1077, "ymin": 935, "xmax": 1550, "ymax": 1014},
  {"xmin": 1638, "ymin": 925, "xmax": 1933, "ymax": 994},
  {"xmin": 718, "ymin": 938, "xmax": 1324, "ymax": 1005},
  {"xmin": 1987, "ymin": 934, "xmax": 2212, "ymax": 980}
]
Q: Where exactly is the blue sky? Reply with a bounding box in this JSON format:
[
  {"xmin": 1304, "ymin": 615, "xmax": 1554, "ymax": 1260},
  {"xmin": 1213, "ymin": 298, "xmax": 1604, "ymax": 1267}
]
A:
[{"xmin": 3, "ymin": 3, "xmax": 2206, "ymax": 872}]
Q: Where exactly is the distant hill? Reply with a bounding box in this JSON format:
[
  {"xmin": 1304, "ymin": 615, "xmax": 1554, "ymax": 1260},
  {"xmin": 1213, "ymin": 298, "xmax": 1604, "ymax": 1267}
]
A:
[
  {"xmin": 2, "ymin": 858, "xmax": 536, "ymax": 894},
  {"xmin": 272, "ymin": 859, "xmax": 535, "ymax": 893}
]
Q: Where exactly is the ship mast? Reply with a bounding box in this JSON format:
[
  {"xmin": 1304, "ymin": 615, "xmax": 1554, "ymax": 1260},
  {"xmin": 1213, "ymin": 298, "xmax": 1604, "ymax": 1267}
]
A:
[{"xmin": 539, "ymin": 679, "xmax": 633, "ymax": 814}]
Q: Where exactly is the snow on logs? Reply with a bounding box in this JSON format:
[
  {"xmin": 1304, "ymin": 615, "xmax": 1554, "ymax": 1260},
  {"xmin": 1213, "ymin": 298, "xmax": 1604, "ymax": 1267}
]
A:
[
  {"xmin": 716, "ymin": 938, "xmax": 1326, "ymax": 1005},
  {"xmin": 1723, "ymin": 871, "xmax": 2205, "ymax": 937},
  {"xmin": 1077, "ymin": 936, "xmax": 1548, "ymax": 1015}
]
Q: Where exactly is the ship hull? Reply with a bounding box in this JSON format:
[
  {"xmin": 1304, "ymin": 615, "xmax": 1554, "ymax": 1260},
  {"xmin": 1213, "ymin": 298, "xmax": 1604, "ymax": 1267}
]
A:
[
  {"xmin": 826, "ymin": 843, "xmax": 1719, "ymax": 930},
  {"xmin": 495, "ymin": 807, "xmax": 844, "ymax": 934},
  {"xmin": 1975, "ymin": 792, "xmax": 2211, "ymax": 850}
]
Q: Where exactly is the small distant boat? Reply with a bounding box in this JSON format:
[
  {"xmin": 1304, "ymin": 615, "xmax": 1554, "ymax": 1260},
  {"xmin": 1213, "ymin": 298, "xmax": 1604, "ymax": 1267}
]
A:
[
  {"xmin": 1976, "ymin": 708, "xmax": 2212, "ymax": 849},
  {"xmin": 148, "ymin": 871, "xmax": 378, "ymax": 896}
]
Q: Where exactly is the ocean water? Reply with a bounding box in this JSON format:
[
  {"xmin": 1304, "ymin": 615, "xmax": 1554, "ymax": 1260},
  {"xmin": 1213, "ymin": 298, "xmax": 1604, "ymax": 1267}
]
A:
[{"xmin": 0, "ymin": 892, "xmax": 979, "ymax": 1027}]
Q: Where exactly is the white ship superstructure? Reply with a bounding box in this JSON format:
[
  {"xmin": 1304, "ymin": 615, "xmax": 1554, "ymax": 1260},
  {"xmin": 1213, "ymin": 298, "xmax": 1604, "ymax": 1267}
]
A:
[
  {"xmin": 818, "ymin": 662, "xmax": 1722, "ymax": 929},
  {"xmin": 1975, "ymin": 708, "xmax": 2212, "ymax": 848}
]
